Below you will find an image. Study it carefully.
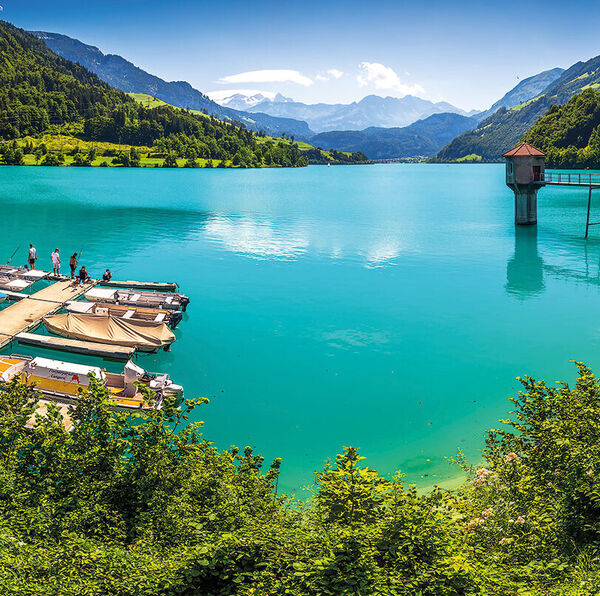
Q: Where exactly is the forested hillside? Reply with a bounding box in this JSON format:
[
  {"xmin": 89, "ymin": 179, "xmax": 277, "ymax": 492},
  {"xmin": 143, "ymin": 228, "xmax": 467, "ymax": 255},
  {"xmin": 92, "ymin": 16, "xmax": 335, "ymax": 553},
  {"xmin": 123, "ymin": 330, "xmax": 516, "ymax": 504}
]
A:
[
  {"xmin": 34, "ymin": 30, "xmax": 314, "ymax": 139},
  {"xmin": 523, "ymin": 88, "xmax": 600, "ymax": 168},
  {"xmin": 0, "ymin": 21, "xmax": 362, "ymax": 168},
  {"xmin": 436, "ymin": 54, "xmax": 600, "ymax": 162}
]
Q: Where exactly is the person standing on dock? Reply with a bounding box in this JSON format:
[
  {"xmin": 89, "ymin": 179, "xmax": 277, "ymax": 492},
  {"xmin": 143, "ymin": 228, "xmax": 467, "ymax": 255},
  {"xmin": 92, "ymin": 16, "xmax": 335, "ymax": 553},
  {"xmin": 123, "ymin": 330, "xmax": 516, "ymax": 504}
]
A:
[
  {"xmin": 70, "ymin": 253, "xmax": 78, "ymax": 279},
  {"xmin": 51, "ymin": 248, "xmax": 60, "ymax": 275},
  {"xmin": 28, "ymin": 243, "xmax": 37, "ymax": 270}
]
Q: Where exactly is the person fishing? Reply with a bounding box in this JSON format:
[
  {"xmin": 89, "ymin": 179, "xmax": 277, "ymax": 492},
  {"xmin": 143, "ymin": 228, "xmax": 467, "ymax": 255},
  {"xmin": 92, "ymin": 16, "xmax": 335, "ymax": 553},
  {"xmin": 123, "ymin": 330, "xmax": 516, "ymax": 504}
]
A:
[
  {"xmin": 28, "ymin": 243, "xmax": 37, "ymax": 270},
  {"xmin": 70, "ymin": 253, "xmax": 78, "ymax": 279},
  {"xmin": 102, "ymin": 269, "xmax": 112, "ymax": 282},
  {"xmin": 51, "ymin": 248, "xmax": 60, "ymax": 275}
]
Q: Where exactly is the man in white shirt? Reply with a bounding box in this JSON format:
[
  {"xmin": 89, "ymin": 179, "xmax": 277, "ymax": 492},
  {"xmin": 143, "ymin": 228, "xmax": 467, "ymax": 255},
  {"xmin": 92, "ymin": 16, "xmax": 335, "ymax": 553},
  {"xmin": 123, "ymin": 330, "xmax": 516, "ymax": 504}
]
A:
[
  {"xmin": 51, "ymin": 248, "xmax": 60, "ymax": 275},
  {"xmin": 28, "ymin": 244, "xmax": 37, "ymax": 270}
]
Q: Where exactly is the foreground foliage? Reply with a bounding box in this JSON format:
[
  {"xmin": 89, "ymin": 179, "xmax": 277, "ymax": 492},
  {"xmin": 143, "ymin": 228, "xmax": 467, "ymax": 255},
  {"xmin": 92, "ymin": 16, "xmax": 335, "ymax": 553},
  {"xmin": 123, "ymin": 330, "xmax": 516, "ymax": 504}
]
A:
[
  {"xmin": 2, "ymin": 364, "xmax": 600, "ymax": 594},
  {"xmin": 523, "ymin": 88, "xmax": 600, "ymax": 169}
]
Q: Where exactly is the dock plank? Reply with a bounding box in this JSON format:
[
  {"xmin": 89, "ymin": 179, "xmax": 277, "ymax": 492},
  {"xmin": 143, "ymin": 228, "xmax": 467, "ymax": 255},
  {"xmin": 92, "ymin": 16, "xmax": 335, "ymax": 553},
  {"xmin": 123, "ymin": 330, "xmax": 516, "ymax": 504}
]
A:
[
  {"xmin": 0, "ymin": 280, "xmax": 96, "ymax": 340},
  {"xmin": 16, "ymin": 332, "xmax": 135, "ymax": 359}
]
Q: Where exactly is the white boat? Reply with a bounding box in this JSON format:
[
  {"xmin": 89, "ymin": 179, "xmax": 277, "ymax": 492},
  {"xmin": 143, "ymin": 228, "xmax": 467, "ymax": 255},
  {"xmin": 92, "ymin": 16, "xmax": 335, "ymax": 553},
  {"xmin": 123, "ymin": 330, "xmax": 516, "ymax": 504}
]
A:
[
  {"xmin": 0, "ymin": 356, "xmax": 183, "ymax": 412},
  {"xmin": 0, "ymin": 275, "xmax": 33, "ymax": 291},
  {"xmin": 85, "ymin": 287, "xmax": 190, "ymax": 312},
  {"xmin": 65, "ymin": 300, "xmax": 183, "ymax": 327}
]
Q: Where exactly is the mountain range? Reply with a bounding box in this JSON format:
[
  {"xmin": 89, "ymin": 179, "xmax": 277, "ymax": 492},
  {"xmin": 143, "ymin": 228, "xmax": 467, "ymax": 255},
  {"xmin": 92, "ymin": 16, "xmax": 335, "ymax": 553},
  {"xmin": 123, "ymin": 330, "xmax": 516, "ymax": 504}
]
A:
[
  {"xmin": 436, "ymin": 57, "xmax": 600, "ymax": 161},
  {"xmin": 32, "ymin": 32, "xmax": 313, "ymax": 139},
  {"xmin": 32, "ymin": 29, "xmax": 590, "ymax": 162},
  {"xmin": 310, "ymin": 113, "xmax": 478, "ymax": 159},
  {"xmin": 219, "ymin": 93, "xmax": 476, "ymax": 133},
  {"xmin": 474, "ymin": 68, "xmax": 564, "ymax": 122}
]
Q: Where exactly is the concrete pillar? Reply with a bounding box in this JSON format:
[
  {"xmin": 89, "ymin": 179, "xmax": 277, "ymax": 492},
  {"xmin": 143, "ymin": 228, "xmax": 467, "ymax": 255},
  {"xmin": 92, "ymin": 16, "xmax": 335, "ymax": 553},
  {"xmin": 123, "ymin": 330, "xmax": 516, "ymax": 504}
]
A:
[{"xmin": 513, "ymin": 187, "xmax": 537, "ymax": 225}]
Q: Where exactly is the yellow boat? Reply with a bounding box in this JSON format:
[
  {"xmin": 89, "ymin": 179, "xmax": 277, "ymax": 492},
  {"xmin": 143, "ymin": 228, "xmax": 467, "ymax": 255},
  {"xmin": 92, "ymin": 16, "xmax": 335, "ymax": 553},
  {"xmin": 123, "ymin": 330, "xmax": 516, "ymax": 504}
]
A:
[{"xmin": 0, "ymin": 356, "xmax": 183, "ymax": 412}]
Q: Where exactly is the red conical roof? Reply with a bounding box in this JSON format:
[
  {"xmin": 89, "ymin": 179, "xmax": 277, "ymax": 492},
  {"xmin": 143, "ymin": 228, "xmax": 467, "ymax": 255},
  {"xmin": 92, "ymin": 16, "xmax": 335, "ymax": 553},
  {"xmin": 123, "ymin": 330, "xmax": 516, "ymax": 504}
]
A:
[{"xmin": 503, "ymin": 142, "xmax": 545, "ymax": 157}]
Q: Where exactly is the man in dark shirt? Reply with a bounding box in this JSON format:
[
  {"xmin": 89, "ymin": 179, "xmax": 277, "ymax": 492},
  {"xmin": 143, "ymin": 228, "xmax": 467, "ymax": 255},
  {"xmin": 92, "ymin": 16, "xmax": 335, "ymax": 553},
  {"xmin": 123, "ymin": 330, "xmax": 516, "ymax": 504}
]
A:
[
  {"xmin": 102, "ymin": 269, "xmax": 112, "ymax": 282},
  {"xmin": 78, "ymin": 266, "xmax": 89, "ymax": 285}
]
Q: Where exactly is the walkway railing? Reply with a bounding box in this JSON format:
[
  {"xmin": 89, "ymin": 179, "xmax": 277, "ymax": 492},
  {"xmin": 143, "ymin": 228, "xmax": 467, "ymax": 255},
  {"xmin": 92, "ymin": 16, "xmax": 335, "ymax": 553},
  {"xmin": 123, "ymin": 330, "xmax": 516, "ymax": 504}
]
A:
[{"xmin": 543, "ymin": 171, "xmax": 600, "ymax": 186}]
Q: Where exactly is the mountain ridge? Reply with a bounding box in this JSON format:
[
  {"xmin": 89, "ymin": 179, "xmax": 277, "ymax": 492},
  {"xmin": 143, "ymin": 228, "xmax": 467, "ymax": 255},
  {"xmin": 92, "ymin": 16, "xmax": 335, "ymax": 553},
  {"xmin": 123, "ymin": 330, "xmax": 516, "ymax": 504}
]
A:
[
  {"xmin": 436, "ymin": 55, "xmax": 600, "ymax": 161},
  {"xmin": 32, "ymin": 31, "xmax": 314, "ymax": 139},
  {"xmin": 310, "ymin": 113, "xmax": 479, "ymax": 159},
  {"xmin": 217, "ymin": 92, "xmax": 474, "ymax": 133}
]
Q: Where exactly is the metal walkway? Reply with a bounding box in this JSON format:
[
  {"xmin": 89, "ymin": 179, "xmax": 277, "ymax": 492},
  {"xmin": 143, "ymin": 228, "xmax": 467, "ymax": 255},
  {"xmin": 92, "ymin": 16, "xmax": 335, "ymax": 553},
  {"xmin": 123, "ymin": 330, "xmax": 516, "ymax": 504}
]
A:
[{"xmin": 541, "ymin": 172, "xmax": 600, "ymax": 237}]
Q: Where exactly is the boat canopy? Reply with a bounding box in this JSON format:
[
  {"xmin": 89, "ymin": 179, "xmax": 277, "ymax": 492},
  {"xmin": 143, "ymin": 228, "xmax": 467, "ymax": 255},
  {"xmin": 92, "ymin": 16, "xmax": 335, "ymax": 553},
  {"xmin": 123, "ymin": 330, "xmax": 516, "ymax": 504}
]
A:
[
  {"xmin": 85, "ymin": 288, "xmax": 118, "ymax": 301},
  {"xmin": 43, "ymin": 313, "xmax": 175, "ymax": 351}
]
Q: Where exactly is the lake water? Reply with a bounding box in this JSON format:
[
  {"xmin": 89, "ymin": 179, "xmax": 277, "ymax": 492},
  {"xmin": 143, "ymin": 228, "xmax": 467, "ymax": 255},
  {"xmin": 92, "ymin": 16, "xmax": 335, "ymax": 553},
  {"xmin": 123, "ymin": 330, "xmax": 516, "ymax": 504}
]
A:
[{"xmin": 1, "ymin": 163, "xmax": 599, "ymax": 493}]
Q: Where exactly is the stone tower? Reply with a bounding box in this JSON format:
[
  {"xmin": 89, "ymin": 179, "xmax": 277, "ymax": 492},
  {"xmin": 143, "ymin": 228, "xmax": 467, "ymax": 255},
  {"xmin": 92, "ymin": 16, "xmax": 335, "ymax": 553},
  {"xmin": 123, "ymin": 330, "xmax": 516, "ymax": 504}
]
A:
[{"xmin": 503, "ymin": 142, "xmax": 546, "ymax": 225}]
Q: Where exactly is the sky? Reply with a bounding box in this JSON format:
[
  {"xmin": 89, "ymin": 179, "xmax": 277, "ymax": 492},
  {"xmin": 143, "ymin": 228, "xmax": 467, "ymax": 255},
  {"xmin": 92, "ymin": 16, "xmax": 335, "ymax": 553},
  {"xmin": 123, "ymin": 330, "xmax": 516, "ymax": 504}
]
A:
[{"xmin": 6, "ymin": 0, "xmax": 600, "ymax": 110}]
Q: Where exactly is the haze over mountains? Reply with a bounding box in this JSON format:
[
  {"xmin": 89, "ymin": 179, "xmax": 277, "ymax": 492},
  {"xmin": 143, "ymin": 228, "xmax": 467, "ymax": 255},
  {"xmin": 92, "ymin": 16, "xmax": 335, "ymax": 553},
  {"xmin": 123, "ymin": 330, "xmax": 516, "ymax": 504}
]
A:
[{"xmin": 217, "ymin": 92, "xmax": 477, "ymax": 133}]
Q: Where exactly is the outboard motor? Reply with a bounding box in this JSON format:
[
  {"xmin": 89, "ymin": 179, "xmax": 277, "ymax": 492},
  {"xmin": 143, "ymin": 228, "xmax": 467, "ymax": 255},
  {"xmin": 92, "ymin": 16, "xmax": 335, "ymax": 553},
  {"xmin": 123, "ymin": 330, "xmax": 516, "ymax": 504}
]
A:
[
  {"xmin": 180, "ymin": 295, "xmax": 190, "ymax": 312},
  {"xmin": 123, "ymin": 360, "xmax": 145, "ymax": 397},
  {"xmin": 170, "ymin": 311, "xmax": 183, "ymax": 328},
  {"xmin": 150, "ymin": 375, "xmax": 184, "ymax": 405}
]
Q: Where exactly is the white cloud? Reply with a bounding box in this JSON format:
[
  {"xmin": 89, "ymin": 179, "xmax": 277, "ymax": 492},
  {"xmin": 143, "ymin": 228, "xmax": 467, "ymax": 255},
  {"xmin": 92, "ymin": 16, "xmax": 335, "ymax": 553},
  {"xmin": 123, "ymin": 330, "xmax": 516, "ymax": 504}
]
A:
[
  {"xmin": 315, "ymin": 68, "xmax": 344, "ymax": 82},
  {"xmin": 357, "ymin": 62, "xmax": 424, "ymax": 96},
  {"xmin": 218, "ymin": 69, "xmax": 313, "ymax": 87}
]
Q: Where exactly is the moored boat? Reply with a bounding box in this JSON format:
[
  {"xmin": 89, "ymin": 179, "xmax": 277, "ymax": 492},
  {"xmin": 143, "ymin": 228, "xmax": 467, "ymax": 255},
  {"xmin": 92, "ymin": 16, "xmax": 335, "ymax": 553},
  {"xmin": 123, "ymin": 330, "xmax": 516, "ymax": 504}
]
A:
[
  {"xmin": 0, "ymin": 355, "xmax": 183, "ymax": 412},
  {"xmin": 65, "ymin": 300, "xmax": 183, "ymax": 328},
  {"xmin": 43, "ymin": 312, "xmax": 176, "ymax": 352},
  {"xmin": 85, "ymin": 287, "xmax": 190, "ymax": 311},
  {"xmin": 0, "ymin": 274, "xmax": 33, "ymax": 291}
]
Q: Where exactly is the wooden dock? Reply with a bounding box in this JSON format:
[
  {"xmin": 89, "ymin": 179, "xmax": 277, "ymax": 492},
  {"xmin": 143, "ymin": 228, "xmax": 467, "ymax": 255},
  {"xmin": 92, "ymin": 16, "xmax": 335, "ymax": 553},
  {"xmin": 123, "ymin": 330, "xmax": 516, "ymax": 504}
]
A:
[
  {"xmin": 0, "ymin": 280, "xmax": 96, "ymax": 350},
  {"xmin": 16, "ymin": 332, "xmax": 135, "ymax": 360}
]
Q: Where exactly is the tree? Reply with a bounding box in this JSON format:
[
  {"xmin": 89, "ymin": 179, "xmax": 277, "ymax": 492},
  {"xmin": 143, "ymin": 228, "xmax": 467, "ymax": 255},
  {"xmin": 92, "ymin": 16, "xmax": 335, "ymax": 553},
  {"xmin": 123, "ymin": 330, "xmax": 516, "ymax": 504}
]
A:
[
  {"xmin": 163, "ymin": 152, "xmax": 178, "ymax": 168},
  {"xmin": 72, "ymin": 152, "xmax": 91, "ymax": 167},
  {"xmin": 40, "ymin": 152, "xmax": 63, "ymax": 166}
]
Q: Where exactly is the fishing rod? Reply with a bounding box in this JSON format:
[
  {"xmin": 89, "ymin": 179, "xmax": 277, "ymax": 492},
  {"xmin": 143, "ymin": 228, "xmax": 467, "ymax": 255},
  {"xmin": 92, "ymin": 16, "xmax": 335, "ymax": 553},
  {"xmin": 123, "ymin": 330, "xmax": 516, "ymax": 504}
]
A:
[{"xmin": 6, "ymin": 245, "xmax": 20, "ymax": 265}]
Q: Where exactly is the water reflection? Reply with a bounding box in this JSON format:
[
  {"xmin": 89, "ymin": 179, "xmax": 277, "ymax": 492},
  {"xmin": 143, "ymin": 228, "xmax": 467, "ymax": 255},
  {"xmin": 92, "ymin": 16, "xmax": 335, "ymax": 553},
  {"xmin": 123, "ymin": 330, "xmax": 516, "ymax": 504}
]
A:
[
  {"xmin": 505, "ymin": 227, "xmax": 545, "ymax": 299},
  {"xmin": 204, "ymin": 216, "xmax": 309, "ymax": 260}
]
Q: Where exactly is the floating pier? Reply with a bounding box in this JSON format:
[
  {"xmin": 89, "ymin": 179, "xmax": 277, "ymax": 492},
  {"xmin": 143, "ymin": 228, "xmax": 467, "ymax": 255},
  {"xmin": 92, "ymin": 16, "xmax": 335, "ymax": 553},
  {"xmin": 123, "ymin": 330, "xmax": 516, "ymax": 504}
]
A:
[
  {"xmin": 16, "ymin": 332, "xmax": 135, "ymax": 360},
  {"xmin": 0, "ymin": 279, "xmax": 96, "ymax": 349}
]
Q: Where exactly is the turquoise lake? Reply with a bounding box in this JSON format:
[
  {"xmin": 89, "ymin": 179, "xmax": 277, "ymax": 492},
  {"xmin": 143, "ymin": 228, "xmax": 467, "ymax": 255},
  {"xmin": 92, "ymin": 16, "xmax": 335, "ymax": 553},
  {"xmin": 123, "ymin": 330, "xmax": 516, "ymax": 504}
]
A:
[{"xmin": 1, "ymin": 163, "xmax": 599, "ymax": 493}]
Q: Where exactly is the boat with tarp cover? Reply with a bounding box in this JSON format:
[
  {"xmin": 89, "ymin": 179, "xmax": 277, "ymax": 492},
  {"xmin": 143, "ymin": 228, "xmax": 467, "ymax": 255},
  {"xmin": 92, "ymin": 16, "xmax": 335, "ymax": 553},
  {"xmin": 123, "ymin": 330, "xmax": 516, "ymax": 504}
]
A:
[
  {"xmin": 84, "ymin": 287, "xmax": 190, "ymax": 311},
  {"xmin": 65, "ymin": 300, "xmax": 183, "ymax": 328},
  {"xmin": 43, "ymin": 312, "xmax": 176, "ymax": 352},
  {"xmin": 0, "ymin": 356, "xmax": 183, "ymax": 412}
]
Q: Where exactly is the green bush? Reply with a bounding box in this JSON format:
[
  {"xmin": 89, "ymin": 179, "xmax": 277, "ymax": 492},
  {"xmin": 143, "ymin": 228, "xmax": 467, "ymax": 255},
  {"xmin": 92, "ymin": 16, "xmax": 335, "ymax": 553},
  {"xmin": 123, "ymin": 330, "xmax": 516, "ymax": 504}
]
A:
[{"xmin": 3, "ymin": 365, "xmax": 600, "ymax": 593}]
